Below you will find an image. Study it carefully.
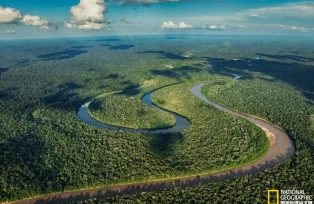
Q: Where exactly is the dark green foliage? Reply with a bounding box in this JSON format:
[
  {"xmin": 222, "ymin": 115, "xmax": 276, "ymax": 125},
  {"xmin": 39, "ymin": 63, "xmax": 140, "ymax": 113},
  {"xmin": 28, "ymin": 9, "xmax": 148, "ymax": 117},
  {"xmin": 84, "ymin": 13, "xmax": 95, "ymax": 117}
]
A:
[{"xmin": 89, "ymin": 93, "xmax": 175, "ymax": 129}]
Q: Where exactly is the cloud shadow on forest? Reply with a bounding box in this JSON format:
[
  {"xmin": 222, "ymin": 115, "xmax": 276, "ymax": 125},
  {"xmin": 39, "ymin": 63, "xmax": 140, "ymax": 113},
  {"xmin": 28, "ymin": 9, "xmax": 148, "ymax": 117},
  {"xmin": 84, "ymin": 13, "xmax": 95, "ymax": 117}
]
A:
[
  {"xmin": 37, "ymin": 48, "xmax": 87, "ymax": 61},
  {"xmin": 0, "ymin": 87, "xmax": 18, "ymax": 98},
  {"xmin": 139, "ymin": 50, "xmax": 189, "ymax": 60},
  {"xmin": 0, "ymin": 68, "xmax": 9, "ymax": 75},
  {"xmin": 0, "ymin": 133, "xmax": 61, "ymax": 193},
  {"xmin": 100, "ymin": 44, "xmax": 111, "ymax": 47},
  {"xmin": 118, "ymin": 81, "xmax": 141, "ymax": 96},
  {"xmin": 205, "ymin": 54, "xmax": 314, "ymax": 100},
  {"xmin": 70, "ymin": 46, "xmax": 93, "ymax": 49},
  {"xmin": 109, "ymin": 44, "xmax": 135, "ymax": 50},
  {"xmin": 0, "ymin": 59, "xmax": 32, "ymax": 73},
  {"xmin": 148, "ymin": 132, "xmax": 183, "ymax": 157},
  {"xmin": 150, "ymin": 66, "xmax": 202, "ymax": 80},
  {"xmin": 43, "ymin": 82, "xmax": 89, "ymax": 111},
  {"xmin": 105, "ymin": 74, "xmax": 119, "ymax": 79},
  {"xmin": 96, "ymin": 74, "xmax": 121, "ymax": 81}
]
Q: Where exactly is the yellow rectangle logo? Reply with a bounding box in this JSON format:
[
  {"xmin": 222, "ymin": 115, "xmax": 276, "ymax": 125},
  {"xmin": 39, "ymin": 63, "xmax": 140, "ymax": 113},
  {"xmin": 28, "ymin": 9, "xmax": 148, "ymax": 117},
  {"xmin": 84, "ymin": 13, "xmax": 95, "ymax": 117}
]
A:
[{"xmin": 268, "ymin": 190, "xmax": 279, "ymax": 204}]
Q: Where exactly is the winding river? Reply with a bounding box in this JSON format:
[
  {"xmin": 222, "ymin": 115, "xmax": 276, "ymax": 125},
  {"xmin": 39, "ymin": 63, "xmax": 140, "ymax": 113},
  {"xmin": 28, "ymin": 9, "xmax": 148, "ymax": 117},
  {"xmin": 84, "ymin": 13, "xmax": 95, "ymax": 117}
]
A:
[
  {"xmin": 9, "ymin": 76, "xmax": 294, "ymax": 204},
  {"xmin": 77, "ymin": 91, "xmax": 190, "ymax": 134}
]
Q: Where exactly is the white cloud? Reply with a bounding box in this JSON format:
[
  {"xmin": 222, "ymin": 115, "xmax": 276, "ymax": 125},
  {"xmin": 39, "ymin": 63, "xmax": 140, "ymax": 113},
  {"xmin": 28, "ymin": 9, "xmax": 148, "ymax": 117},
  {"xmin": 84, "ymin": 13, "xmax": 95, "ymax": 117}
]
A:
[
  {"xmin": 262, "ymin": 23, "xmax": 285, "ymax": 28},
  {"xmin": 203, "ymin": 24, "xmax": 227, "ymax": 30},
  {"xmin": 67, "ymin": 0, "xmax": 108, "ymax": 30},
  {"xmin": 0, "ymin": 5, "xmax": 52, "ymax": 30},
  {"xmin": 40, "ymin": 24, "xmax": 58, "ymax": 31},
  {"xmin": 0, "ymin": 6, "xmax": 23, "ymax": 24},
  {"xmin": 21, "ymin": 15, "xmax": 49, "ymax": 26},
  {"xmin": 64, "ymin": 20, "xmax": 77, "ymax": 29},
  {"xmin": 6, "ymin": 29, "xmax": 16, "ymax": 34},
  {"xmin": 236, "ymin": 2, "xmax": 314, "ymax": 20},
  {"xmin": 161, "ymin": 21, "xmax": 176, "ymax": 28},
  {"xmin": 290, "ymin": 26, "xmax": 314, "ymax": 32},
  {"xmin": 178, "ymin": 22, "xmax": 192, "ymax": 28},
  {"xmin": 77, "ymin": 22, "xmax": 108, "ymax": 30},
  {"xmin": 71, "ymin": 0, "xmax": 106, "ymax": 23},
  {"xmin": 184, "ymin": 2, "xmax": 314, "ymax": 28},
  {"xmin": 40, "ymin": 25, "xmax": 51, "ymax": 30},
  {"xmin": 161, "ymin": 21, "xmax": 192, "ymax": 29},
  {"xmin": 202, "ymin": 24, "xmax": 237, "ymax": 30}
]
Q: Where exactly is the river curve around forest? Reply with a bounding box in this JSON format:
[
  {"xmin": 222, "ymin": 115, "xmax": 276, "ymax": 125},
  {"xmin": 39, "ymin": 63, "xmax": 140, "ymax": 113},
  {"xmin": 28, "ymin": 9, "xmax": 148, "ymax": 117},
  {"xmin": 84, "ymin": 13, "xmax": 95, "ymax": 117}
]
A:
[{"xmin": 8, "ymin": 76, "xmax": 294, "ymax": 204}]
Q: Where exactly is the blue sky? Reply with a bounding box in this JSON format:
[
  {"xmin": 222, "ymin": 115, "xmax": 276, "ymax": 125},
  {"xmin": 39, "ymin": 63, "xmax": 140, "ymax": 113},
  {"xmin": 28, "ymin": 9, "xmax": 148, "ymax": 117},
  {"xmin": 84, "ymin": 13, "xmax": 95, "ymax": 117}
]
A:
[{"xmin": 0, "ymin": 0, "xmax": 314, "ymax": 39}]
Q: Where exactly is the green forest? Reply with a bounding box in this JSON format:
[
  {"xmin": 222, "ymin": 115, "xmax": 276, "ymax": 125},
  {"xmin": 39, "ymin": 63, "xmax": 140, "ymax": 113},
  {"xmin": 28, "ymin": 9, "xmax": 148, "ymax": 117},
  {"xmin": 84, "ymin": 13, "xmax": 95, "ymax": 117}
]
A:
[
  {"xmin": 89, "ymin": 91, "xmax": 175, "ymax": 129},
  {"xmin": 0, "ymin": 36, "xmax": 314, "ymax": 203},
  {"xmin": 75, "ymin": 72, "xmax": 314, "ymax": 204}
]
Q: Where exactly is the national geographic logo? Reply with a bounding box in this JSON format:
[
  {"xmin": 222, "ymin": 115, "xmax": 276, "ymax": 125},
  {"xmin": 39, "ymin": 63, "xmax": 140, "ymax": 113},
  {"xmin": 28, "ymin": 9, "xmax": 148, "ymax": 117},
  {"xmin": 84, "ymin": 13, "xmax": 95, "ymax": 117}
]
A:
[
  {"xmin": 268, "ymin": 189, "xmax": 313, "ymax": 204},
  {"xmin": 268, "ymin": 190, "xmax": 279, "ymax": 204}
]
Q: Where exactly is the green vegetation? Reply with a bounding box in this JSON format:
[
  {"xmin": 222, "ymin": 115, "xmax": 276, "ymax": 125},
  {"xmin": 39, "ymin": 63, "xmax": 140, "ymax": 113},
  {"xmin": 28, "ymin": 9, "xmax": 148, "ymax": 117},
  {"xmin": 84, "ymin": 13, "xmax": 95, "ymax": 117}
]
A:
[
  {"xmin": 202, "ymin": 78, "xmax": 314, "ymax": 142},
  {"xmin": 152, "ymin": 82, "xmax": 269, "ymax": 167},
  {"xmin": 0, "ymin": 47, "xmax": 268, "ymax": 202},
  {"xmin": 0, "ymin": 79, "xmax": 268, "ymax": 202},
  {"xmin": 89, "ymin": 92, "xmax": 175, "ymax": 129},
  {"xmin": 1, "ymin": 37, "xmax": 314, "ymax": 203},
  {"xmin": 72, "ymin": 76, "xmax": 314, "ymax": 204}
]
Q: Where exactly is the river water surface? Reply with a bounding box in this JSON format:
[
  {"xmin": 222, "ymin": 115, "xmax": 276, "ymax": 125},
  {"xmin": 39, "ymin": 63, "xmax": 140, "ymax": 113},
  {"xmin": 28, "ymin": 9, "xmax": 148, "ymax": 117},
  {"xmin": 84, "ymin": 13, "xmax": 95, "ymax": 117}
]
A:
[{"xmin": 77, "ymin": 91, "xmax": 190, "ymax": 133}]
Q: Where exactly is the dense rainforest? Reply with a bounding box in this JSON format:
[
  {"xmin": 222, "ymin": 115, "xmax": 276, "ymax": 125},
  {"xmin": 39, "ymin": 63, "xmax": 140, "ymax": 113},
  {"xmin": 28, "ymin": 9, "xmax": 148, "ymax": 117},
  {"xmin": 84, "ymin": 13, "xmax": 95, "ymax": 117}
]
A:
[
  {"xmin": 72, "ymin": 72, "xmax": 314, "ymax": 204},
  {"xmin": 89, "ymin": 91, "xmax": 175, "ymax": 129},
  {"xmin": 0, "ymin": 36, "xmax": 313, "ymax": 203},
  {"xmin": 73, "ymin": 76, "xmax": 314, "ymax": 203}
]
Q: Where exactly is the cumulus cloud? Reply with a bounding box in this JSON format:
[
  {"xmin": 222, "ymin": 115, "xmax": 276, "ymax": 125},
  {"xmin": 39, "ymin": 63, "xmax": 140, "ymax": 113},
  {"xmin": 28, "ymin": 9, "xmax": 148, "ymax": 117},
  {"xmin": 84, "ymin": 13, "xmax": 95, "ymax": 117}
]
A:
[
  {"xmin": 21, "ymin": 15, "xmax": 57, "ymax": 31},
  {"xmin": 40, "ymin": 24, "xmax": 58, "ymax": 31},
  {"xmin": 203, "ymin": 24, "xmax": 227, "ymax": 30},
  {"xmin": 161, "ymin": 21, "xmax": 192, "ymax": 29},
  {"xmin": 77, "ymin": 22, "xmax": 108, "ymax": 30},
  {"xmin": 21, "ymin": 15, "xmax": 49, "ymax": 26},
  {"xmin": 120, "ymin": 18, "xmax": 132, "ymax": 24},
  {"xmin": 0, "ymin": 6, "xmax": 23, "ymax": 24},
  {"xmin": 290, "ymin": 26, "xmax": 314, "ymax": 32},
  {"xmin": 40, "ymin": 25, "xmax": 51, "ymax": 30},
  {"xmin": 67, "ymin": 0, "xmax": 108, "ymax": 30},
  {"xmin": 0, "ymin": 5, "xmax": 52, "ymax": 30},
  {"xmin": 202, "ymin": 24, "xmax": 236, "ymax": 30},
  {"xmin": 71, "ymin": 0, "xmax": 106, "ymax": 23},
  {"xmin": 6, "ymin": 29, "xmax": 16, "ymax": 34},
  {"xmin": 64, "ymin": 21, "xmax": 77, "ymax": 29}
]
